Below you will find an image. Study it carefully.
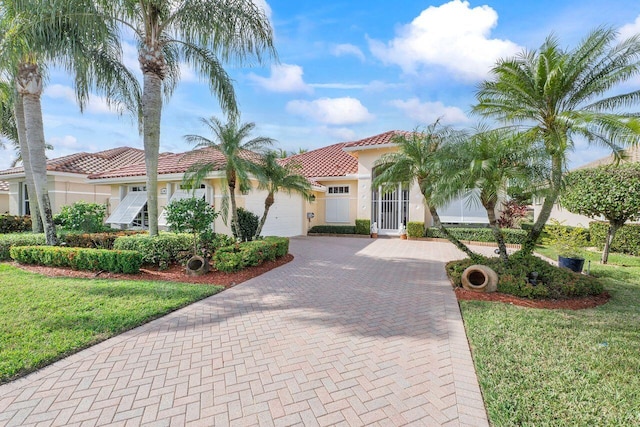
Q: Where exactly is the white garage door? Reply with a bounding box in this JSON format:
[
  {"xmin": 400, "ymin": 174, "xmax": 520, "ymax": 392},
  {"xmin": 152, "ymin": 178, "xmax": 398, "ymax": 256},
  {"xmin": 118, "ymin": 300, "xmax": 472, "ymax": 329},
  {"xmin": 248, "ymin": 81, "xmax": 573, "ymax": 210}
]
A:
[
  {"xmin": 438, "ymin": 191, "xmax": 488, "ymax": 224},
  {"xmin": 244, "ymin": 191, "xmax": 304, "ymax": 237}
]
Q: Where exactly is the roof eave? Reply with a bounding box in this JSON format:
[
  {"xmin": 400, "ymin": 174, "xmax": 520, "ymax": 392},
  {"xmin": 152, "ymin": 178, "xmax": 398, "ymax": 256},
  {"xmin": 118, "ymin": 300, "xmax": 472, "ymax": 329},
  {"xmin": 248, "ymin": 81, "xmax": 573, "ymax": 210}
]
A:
[{"xmin": 342, "ymin": 142, "xmax": 398, "ymax": 152}]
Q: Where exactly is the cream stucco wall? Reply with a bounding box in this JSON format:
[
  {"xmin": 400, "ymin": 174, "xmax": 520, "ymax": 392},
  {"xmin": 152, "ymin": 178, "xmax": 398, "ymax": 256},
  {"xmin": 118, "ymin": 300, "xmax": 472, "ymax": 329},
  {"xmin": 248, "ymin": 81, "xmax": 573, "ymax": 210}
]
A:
[
  {"xmin": 0, "ymin": 192, "xmax": 9, "ymax": 214},
  {"xmin": 533, "ymin": 202, "xmax": 599, "ymax": 228}
]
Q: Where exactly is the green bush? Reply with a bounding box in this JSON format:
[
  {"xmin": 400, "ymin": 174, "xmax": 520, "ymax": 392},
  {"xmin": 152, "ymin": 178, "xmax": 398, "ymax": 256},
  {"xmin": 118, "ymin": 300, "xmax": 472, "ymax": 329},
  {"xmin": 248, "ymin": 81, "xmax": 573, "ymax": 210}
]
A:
[
  {"xmin": 446, "ymin": 254, "xmax": 603, "ymax": 299},
  {"xmin": 590, "ymin": 221, "xmax": 640, "ymax": 255},
  {"xmin": 308, "ymin": 225, "xmax": 356, "ymax": 234},
  {"xmin": 60, "ymin": 230, "xmax": 145, "ymax": 250},
  {"xmin": 199, "ymin": 230, "xmax": 235, "ymax": 259},
  {"xmin": 232, "ymin": 207, "xmax": 259, "ymax": 241},
  {"xmin": 0, "ymin": 215, "xmax": 32, "ymax": 234},
  {"xmin": 54, "ymin": 201, "xmax": 107, "ymax": 233},
  {"xmin": 213, "ymin": 237, "xmax": 289, "ymax": 273},
  {"xmin": 10, "ymin": 246, "xmax": 142, "ymax": 273},
  {"xmin": 113, "ymin": 233, "xmax": 193, "ymax": 269},
  {"xmin": 166, "ymin": 197, "xmax": 218, "ymax": 254},
  {"xmin": 426, "ymin": 227, "xmax": 528, "ymax": 244},
  {"xmin": 355, "ymin": 219, "xmax": 370, "ymax": 235},
  {"xmin": 0, "ymin": 233, "xmax": 46, "ymax": 261},
  {"xmin": 407, "ymin": 222, "xmax": 425, "ymax": 238}
]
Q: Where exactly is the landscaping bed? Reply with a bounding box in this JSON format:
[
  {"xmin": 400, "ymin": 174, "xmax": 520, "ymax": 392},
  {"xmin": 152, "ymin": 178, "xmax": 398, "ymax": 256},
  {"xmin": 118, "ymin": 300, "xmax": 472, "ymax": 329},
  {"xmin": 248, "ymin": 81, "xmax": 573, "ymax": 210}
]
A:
[{"xmin": 455, "ymin": 287, "xmax": 610, "ymax": 309}]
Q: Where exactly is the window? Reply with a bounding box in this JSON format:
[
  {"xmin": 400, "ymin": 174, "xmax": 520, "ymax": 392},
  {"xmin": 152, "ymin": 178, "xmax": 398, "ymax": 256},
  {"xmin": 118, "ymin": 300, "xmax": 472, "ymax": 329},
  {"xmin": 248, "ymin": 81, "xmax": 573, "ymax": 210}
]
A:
[
  {"xmin": 22, "ymin": 183, "xmax": 30, "ymax": 216},
  {"xmin": 179, "ymin": 183, "xmax": 206, "ymax": 190},
  {"xmin": 131, "ymin": 185, "xmax": 146, "ymax": 192},
  {"xmin": 326, "ymin": 198, "xmax": 350, "ymax": 223},
  {"xmin": 105, "ymin": 191, "xmax": 148, "ymax": 227},
  {"xmin": 328, "ymin": 185, "xmax": 349, "ymax": 194}
]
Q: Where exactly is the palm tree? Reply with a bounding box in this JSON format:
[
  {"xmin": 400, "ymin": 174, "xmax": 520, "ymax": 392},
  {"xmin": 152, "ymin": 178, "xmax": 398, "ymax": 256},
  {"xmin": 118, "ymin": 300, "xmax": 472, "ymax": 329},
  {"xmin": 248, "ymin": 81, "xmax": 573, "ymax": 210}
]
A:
[
  {"xmin": 98, "ymin": 0, "xmax": 276, "ymax": 236},
  {"xmin": 254, "ymin": 150, "xmax": 311, "ymax": 238},
  {"xmin": 372, "ymin": 123, "xmax": 477, "ymax": 258},
  {"xmin": 438, "ymin": 128, "xmax": 547, "ymax": 262},
  {"xmin": 184, "ymin": 116, "xmax": 274, "ymax": 239},
  {"xmin": 475, "ymin": 28, "xmax": 640, "ymax": 255},
  {"xmin": 1, "ymin": 0, "xmax": 140, "ymax": 244}
]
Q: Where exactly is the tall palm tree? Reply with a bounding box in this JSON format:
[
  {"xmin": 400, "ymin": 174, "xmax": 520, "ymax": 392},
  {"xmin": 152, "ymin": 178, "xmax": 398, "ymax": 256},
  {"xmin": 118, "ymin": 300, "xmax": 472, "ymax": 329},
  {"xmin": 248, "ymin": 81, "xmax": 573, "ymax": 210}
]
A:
[
  {"xmin": 438, "ymin": 128, "xmax": 547, "ymax": 262},
  {"xmin": 184, "ymin": 116, "xmax": 274, "ymax": 239},
  {"xmin": 373, "ymin": 123, "xmax": 477, "ymax": 258},
  {"xmin": 254, "ymin": 150, "xmax": 311, "ymax": 238},
  {"xmin": 1, "ymin": 0, "xmax": 140, "ymax": 244},
  {"xmin": 97, "ymin": 0, "xmax": 276, "ymax": 236},
  {"xmin": 474, "ymin": 28, "xmax": 640, "ymax": 255}
]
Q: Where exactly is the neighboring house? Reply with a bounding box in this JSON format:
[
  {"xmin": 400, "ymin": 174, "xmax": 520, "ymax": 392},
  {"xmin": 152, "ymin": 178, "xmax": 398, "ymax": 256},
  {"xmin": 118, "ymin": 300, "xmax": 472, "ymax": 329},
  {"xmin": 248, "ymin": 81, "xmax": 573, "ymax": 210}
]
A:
[
  {"xmin": 0, "ymin": 147, "xmax": 146, "ymax": 217},
  {"xmin": 533, "ymin": 145, "xmax": 640, "ymax": 227},
  {"xmin": 0, "ymin": 181, "xmax": 9, "ymax": 214}
]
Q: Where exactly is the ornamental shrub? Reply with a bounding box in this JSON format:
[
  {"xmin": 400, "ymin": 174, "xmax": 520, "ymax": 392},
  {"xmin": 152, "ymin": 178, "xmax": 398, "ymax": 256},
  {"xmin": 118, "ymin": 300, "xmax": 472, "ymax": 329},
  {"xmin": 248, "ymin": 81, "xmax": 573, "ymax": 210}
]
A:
[
  {"xmin": 60, "ymin": 230, "xmax": 145, "ymax": 250},
  {"xmin": 0, "ymin": 233, "xmax": 46, "ymax": 260},
  {"xmin": 54, "ymin": 201, "xmax": 106, "ymax": 233},
  {"xmin": 355, "ymin": 219, "xmax": 370, "ymax": 235},
  {"xmin": 10, "ymin": 245, "xmax": 142, "ymax": 273},
  {"xmin": 166, "ymin": 197, "xmax": 218, "ymax": 254},
  {"xmin": 590, "ymin": 221, "xmax": 640, "ymax": 256},
  {"xmin": 407, "ymin": 222, "xmax": 425, "ymax": 238},
  {"xmin": 213, "ymin": 237, "xmax": 289, "ymax": 272},
  {"xmin": 232, "ymin": 208, "xmax": 259, "ymax": 241},
  {"xmin": 427, "ymin": 227, "xmax": 527, "ymax": 244},
  {"xmin": 113, "ymin": 233, "xmax": 192, "ymax": 269},
  {"xmin": 308, "ymin": 225, "xmax": 356, "ymax": 234},
  {"xmin": 0, "ymin": 215, "xmax": 32, "ymax": 233}
]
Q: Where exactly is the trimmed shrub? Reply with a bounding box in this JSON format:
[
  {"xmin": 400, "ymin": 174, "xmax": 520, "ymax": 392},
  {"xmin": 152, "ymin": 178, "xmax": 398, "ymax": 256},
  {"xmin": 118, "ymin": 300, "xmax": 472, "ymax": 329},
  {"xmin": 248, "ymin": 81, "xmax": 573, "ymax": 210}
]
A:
[
  {"xmin": 308, "ymin": 225, "xmax": 356, "ymax": 234},
  {"xmin": 0, "ymin": 215, "xmax": 32, "ymax": 234},
  {"xmin": 10, "ymin": 246, "xmax": 142, "ymax": 273},
  {"xmin": 426, "ymin": 227, "xmax": 528, "ymax": 244},
  {"xmin": 0, "ymin": 233, "xmax": 46, "ymax": 261},
  {"xmin": 355, "ymin": 219, "xmax": 370, "ymax": 235},
  {"xmin": 213, "ymin": 237, "xmax": 289, "ymax": 273},
  {"xmin": 446, "ymin": 254, "xmax": 603, "ymax": 299},
  {"xmin": 54, "ymin": 201, "xmax": 107, "ymax": 233},
  {"xmin": 233, "ymin": 207, "xmax": 259, "ymax": 241},
  {"xmin": 113, "ymin": 233, "xmax": 193, "ymax": 269},
  {"xmin": 407, "ymin": 222, "xmax": 425, "ymax": 238},
  {"xmin": 60, "ymin": 230, "xmax": 145, "ymax": 250},
  {"xmin": 199, "ymin": 230, "xmax": 235, "ymax": 259},
  {"xmin": 590, "ymin": 221, "xmax": 640, "ymax": 255}
]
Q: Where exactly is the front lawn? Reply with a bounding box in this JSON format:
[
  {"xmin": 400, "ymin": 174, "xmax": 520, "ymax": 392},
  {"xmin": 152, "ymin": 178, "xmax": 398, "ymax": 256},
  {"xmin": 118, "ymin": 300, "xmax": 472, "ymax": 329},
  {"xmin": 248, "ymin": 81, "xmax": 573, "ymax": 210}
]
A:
[
  {"xmin": 460, "ymin": 249, "xmax": 640, "ymax": 425},
  {"xmin": 0, "ymin": 264, "xmax": 222, "ymax": 384}
]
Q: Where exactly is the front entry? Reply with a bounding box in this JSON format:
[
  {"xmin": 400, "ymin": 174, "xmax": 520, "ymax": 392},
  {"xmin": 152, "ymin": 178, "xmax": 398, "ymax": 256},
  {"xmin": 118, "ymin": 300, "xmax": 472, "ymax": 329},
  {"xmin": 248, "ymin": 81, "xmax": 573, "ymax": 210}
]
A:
[{"xmin": 371, "ymin": 183, "xmax": 409, "ymax": 234}]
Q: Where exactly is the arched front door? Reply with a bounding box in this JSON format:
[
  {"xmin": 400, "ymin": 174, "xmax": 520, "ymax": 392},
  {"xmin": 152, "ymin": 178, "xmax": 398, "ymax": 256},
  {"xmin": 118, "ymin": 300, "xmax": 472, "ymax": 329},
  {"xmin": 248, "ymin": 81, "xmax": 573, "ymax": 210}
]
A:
[{"xmin": 371, "ymin": 182, "xmax": 409, "ymax": 234}]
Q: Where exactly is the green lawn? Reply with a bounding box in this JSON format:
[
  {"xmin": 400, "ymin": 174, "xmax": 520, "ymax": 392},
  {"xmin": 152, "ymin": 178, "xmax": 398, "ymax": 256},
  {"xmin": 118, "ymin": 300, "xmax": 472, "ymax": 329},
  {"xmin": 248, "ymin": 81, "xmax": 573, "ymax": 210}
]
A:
[
  {"xmin": 0, "ymin": 264, "xmax": 222, "ymax": 384},
  {"xmin": 460, "ymin": 247, "xmax": 640, "ymax": 425}
]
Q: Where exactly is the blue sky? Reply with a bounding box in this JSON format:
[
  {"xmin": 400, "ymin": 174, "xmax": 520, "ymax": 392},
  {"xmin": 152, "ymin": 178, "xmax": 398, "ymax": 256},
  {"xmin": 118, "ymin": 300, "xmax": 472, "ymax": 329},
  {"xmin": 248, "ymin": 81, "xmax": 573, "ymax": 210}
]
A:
[{"xmin": 5, "ymin": 0, "xmax": 640, "ymax": 170}]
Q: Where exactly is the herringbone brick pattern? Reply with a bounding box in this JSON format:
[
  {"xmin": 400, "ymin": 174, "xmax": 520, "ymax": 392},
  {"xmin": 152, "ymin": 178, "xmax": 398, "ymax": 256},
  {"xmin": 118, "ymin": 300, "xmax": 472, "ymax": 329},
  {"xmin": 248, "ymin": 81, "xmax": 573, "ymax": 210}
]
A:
[{"xmin": 0, "ymin": 237, "xmax": 488, "ymax": 426}]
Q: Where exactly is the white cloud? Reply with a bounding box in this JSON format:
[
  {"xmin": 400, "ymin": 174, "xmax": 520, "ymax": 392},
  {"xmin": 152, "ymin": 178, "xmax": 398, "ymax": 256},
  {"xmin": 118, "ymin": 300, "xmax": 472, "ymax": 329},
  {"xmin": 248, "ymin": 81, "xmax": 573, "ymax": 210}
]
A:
[
  {"xmin": 252, "ymin": 0, "xmax": 272, "ymax": 20},
  {"xmin": 49, "ymin": 135, "xmax": 80, "ymax": 149},
  {"xmin": 248, "ymin": 63, "xmax": 312, "ymax": 93},
  {"xmin": 390, "ymin": 98, "xmax": 470, "ymax": 125},
  {"xmin": 368, "ymin": 0, "xmax": 521, "ymax": 81},
  {"xmin": 44, "ymin": 84, "xmax": 117, "ymax": 115},
  {"xmin": 332, "ymin": 44, "xmax": 365, "ymax": 61},
  {"xmin": 619, "ymin": 15, "xmax": 640, "ymax": 40},
  {"xmin": 321, "ymin": 126, "xmax": 357, "ymax": 141},
  {"xmin": 309, "ymin": 83, "xmax": 367, "ymax": 90},
  {"xmin": 286, "ymin": 97, "xmax": 374, "ymax": 125}
]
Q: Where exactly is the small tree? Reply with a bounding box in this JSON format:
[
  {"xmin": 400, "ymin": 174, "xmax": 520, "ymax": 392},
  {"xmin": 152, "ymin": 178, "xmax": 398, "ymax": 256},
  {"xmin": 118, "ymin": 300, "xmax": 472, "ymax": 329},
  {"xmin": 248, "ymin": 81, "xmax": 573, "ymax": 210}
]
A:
[
  {"xmin": 166, "ymin": 197, "xmax": 218, "ymax": 256},
  {"xmin": 562, "ymin": 164, "xmax": 640, "ymax": 264},
  {"xmin": 55, "ymin": 201, "xmax": 106, "ymax": 233}
]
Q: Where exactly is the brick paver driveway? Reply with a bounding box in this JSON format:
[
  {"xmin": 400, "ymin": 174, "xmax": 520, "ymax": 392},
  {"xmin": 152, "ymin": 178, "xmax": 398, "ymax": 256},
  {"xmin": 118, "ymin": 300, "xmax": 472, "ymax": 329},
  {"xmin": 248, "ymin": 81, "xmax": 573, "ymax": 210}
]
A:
[{"xmin": 0, "ymin": 237, "xmax": 488, "ymax": 426}]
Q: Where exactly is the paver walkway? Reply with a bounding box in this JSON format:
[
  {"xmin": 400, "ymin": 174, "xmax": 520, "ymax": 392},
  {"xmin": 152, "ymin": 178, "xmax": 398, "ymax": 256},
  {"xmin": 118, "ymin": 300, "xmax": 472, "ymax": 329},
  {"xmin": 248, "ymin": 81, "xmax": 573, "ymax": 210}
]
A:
[{"xmin": 0, "ymin": 237, "xmax": 489, "ymax": 426}]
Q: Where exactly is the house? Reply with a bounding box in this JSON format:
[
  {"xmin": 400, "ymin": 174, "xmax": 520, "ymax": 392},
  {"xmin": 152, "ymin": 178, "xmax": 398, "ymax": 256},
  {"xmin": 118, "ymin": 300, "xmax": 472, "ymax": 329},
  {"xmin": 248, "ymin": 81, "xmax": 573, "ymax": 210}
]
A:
[
  {"xmin": 89, "ymin": 131, "xmax": 489, "ymax": 236},
  {"xmin": 0, "ymin": 147, "xmax": 146, "ymax": 217}
]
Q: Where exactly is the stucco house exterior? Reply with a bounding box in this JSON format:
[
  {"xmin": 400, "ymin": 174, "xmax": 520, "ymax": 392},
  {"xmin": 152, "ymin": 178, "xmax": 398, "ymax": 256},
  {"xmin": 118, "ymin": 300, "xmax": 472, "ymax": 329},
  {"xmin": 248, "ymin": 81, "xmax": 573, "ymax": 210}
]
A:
[
  {"xmin": 0, "ymin": 181, "xmax": 9, "ymax": 214},
  {"xmin": 0, "ymin": 147, "xmax": 145, "ymax": 217},
  {"xmin": 89, "ymin": 131, "xmax": 489, "ymax": 237}
]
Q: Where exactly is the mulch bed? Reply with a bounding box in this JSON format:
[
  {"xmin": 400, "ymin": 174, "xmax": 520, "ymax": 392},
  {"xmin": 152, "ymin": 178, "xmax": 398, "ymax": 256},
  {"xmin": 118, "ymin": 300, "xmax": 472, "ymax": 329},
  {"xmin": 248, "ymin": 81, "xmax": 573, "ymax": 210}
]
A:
[
  {"xmin": 455, "ymin": 287, "xmax": 611, "ymax": 310},
  {"xmin": 13, "ymin": 254, "xmax": 294, "ymax": 288}
]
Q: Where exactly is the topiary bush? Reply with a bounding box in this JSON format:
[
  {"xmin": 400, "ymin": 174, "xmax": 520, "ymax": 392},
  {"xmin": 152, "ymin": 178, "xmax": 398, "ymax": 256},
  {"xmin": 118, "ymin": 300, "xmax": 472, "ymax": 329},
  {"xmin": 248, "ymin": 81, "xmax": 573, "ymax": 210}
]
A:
[
  {"xmin": 446, "ymin": 254, "xmax": 603, "ymax": 299},
  {"xmin": 213, "ymin": 237, "xmax": 289, "ymax": 272},
  {"xmin": 0, "ymin": 215, "xmax": 32, "ymax": 233},
  {"xmin": 427, "ymin": 227, "xmax": 527, "ymax": 244},
  {"xmin": 590, "ymin": 221, "xmax": 640, "ymax": 256},
  {"xmin": 10, "ymin": 245, "xmax": 142, "ymax": 273},
  {"xmin": 232, "ymin": 207, "xmax": 259, "ymax": 241},
  {"xmin": 308, "ymin": 225, "xmax": 356, "ymax": 234},
  {"xmin": 60, "ymin": 230, "xmax": 145, "ymax": 250},
  {"xmin": 407, "ymin": 222, "xmax": 425, "ymax": 238},
  {"xmin": 0, "ymin": 233, "xmax": 46, "ymax": 261},
  {"xmin": 113, "ymin": 233, "xmax": 193, "ymax": 269},
  {"xmin": 54, "ymin": 201, "xmax": 107, "ymax": 233},
  {"xmin": 355, "ymin": 219, "xmax": 370, "ymax": 235}
]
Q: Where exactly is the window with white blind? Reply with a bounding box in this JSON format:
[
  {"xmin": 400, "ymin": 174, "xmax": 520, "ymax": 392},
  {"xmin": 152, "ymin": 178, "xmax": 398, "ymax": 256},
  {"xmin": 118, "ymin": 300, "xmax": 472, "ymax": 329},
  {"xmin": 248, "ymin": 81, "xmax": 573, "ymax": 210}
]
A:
[{"xmin": 326, "ymin": 198, "xmax": 350, "ymax": 223}]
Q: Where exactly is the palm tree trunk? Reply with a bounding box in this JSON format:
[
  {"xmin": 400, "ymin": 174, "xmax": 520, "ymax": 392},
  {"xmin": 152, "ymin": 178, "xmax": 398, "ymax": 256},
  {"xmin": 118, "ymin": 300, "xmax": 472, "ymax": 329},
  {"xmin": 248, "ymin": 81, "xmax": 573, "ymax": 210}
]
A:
[
  {"xmin": 430, "ymin": 206, "xmax": 477, "ymax": 259},
  {"xmin": 602, "ymin": 222, "xmax": 622, "ymax": 264},
  {"xmin": 485, "ymin": 199, "xmax": 508, "ymax": 262},
  {"xmin": 16, "ymin": 64, "xmax": 57, "ymax": 245},
  {"xmin": 142, "ymin": 72, "xmax": 162, "ymax": 236},
  {"xmin": 13, "ymin": 90, "xmax": 43, "ymax": 233},
  {"xmin": 521, "ymin": 155, "xmax": 563, "ymax": 255},
  {"xmin": 254, "ymin": 192, "xmax": 274, "ymax": 239},
  {"xmin": 228, "ymin": 170, "xmax": 240, "ymax": 239}
]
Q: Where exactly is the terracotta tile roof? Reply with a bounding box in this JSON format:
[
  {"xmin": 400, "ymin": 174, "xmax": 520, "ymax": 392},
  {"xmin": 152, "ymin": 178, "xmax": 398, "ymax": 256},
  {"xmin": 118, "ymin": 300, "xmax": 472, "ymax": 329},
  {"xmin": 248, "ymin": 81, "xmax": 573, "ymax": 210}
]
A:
[
  {"xmin": 89, "ymin": 147, "xmax": 260, "ymax": 180},
  {"xmin": 0, "ymin": 181, "xmax": 8, "ymax": 192},
  {"xmin": 282, "ymin": 143, "xmax": 358, "ymax": 178},
  {"xmin": 343, "ymin": 130, "xmax": 412, "ymax": 149},
  {"xmin": 0, "ymin": 147, "xmax": 146, "ymax": 177}
]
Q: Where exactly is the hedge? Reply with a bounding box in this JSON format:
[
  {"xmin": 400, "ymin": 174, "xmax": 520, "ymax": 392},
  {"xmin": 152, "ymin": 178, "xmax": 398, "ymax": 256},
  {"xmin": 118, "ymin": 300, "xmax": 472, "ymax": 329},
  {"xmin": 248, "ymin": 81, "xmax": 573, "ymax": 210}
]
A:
[
  {"xmin": 113, "ymin": 233, "xmax": 193, "ymax": 269},
  {"xmin": 60, "ymin": 230, "xmax": 145, "ymax": 250},
  {"xmin": 0, "ymin": 233, "xmax": 47, "ymax": 261},
  {"xmin": 426, "ymin": 227, "xmax": 528, "ymax": 244},
  {"xmin": 213, "ymin": 237, "xmax": 289, "ymax": 273},
  {"xmin": 590, "ymin": 221, "xmax": 640, "ymax": 256},
  {"xmin": 355, "ymin": 219, "xmax": 370, "ymax": 235},
  {"xmin": 0, "ymin": 215, "xmax": 32, "ymax": 234},
  {"xmin": 308, "ymin": 225, "xmax": 356, "ymax": 234},
  {"xmin": 10, "ymin": 246, "xmax": 142, "ymax": 273},
  {"xmin": 407, "ymin": 222, "xmax": 425, "ymax": 238}
]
